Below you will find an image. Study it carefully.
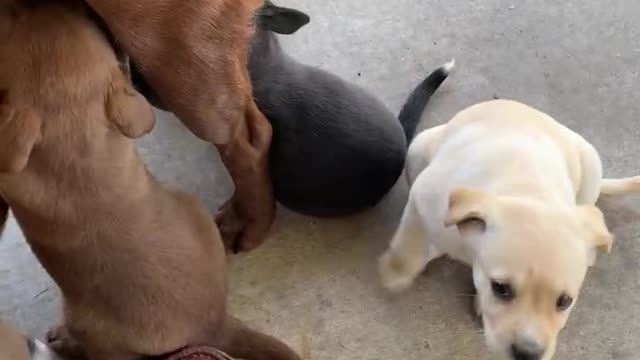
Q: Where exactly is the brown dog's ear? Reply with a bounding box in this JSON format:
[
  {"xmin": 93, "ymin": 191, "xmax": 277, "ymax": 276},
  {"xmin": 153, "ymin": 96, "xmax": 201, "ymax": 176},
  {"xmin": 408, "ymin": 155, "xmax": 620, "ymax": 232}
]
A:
[
  {"xmin": 0, "ymin": 102, "xmax": 41, "ymax": 173},
  {"xmin": 576, "ymin": 205, "xmax": 613, "ymax": 264},
  {"xmin": 106, "ymin": 72, "xmax": 156, "ymax": 139},
  {"xmin": 444, "ymin": 188, "xmax": 495, "ymax": 235}
]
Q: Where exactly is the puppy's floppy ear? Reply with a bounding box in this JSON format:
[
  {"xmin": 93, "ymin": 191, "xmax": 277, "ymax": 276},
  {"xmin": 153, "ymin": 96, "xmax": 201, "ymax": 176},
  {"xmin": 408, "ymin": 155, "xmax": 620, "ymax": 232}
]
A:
[
  {"xmin": 0, "ymin": 93, "xmax": 42, "ymax": 173},
  {"xmin": 106, "ymin": 70, "xmax": 156, "ymax": 139},
  {"xmin": 444, "ymin": 188, "xmax": 495, "ymax": 235},
  {"xmin": 257, "ymin": 1, "xmax": 310, "ymax": 34},
  {"xmin": 576, "ymin": 205, "xmax": 613, "ymax": 264}
]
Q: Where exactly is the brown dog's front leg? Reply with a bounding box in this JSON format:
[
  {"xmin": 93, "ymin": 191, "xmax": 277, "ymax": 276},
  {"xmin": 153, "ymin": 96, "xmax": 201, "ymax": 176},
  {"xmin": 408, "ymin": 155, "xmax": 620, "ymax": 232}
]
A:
[
  {"xmin": 84, "ymin": 0, "xmax": 275, "ymax": 252},
  {"xmin": 216, "ymin": 99, "xmax": 275, "ymax": 253}
]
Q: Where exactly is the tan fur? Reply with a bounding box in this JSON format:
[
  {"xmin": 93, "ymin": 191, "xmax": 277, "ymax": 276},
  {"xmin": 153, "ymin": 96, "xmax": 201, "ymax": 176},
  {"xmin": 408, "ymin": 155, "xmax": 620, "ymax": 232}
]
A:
[
  {"xmin": 444, "ymin": 188, "xmax": 495, "ymax": 228},
  {"xmin": 84, "ymin": 0, "xmax": 276, "ymax": 252},
  {"xmin": 0, "ymin": 106, "xmax": 41, "ymax": 173},
  {"xmin": 380, "ymin": 100, "xmax": 636, "ymax": 359},
  {"xmin": 105, "ymin": 75, "xmax": 156, "ymax": 139},
  {"xmin": 601, "ymin": 176, "xmax": 640, "ymax": 195},
  {"xmin": 0, "ymin": 319, "xmax": 61, "ymax": 360},
  {"xmin": 448, "ymin": 195, "xmax": 609, "ymax": 359},
  {"xmin": 0, "ymin": 3, "xmax": 299, "ymax": 360},
  {"xmin": 0, "ymin": 320, "xmax": 29, "ymax": 360}
]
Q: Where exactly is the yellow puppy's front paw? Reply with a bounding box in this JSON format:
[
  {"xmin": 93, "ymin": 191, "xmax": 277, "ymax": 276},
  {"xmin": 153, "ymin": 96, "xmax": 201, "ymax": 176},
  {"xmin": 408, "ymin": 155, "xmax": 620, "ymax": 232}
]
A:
[{"xmin": 378, "ymin": 251, "xmax": 416, "ymax": 292}]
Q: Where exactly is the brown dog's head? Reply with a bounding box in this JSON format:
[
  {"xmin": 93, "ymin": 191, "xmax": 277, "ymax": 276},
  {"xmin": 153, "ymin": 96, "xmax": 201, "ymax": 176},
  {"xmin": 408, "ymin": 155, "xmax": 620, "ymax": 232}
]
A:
[{"xmin": 445, "ymin": 188, "xmax": 612, "ymax": 360}]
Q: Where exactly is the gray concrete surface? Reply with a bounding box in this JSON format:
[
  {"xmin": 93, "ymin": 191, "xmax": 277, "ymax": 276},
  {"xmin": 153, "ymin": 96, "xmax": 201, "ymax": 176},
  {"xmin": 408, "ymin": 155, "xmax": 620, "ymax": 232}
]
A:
[{"xmin": 1, "ymin": 0, "xmax": 640, "ymax": 359}]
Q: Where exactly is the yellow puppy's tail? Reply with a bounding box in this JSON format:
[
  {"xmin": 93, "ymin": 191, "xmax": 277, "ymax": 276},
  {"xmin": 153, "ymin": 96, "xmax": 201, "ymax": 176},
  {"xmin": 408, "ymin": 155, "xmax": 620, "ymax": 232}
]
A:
[{"xmin": 600, "ymin": 176, "xmax": 640, "ymax": 195}]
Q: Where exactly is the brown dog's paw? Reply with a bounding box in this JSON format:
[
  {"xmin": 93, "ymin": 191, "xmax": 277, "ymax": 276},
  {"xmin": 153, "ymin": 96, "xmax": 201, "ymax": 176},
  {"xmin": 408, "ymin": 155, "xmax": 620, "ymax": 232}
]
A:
[
  {"xmin": 215, "ymin": 200, "xmax": 245, "ymax": 254},
  {"xmin": 46, "ymin": 325, "xmax": 86, "ymax": 359},
  {"xmin": 215, "ymin": 199, "xmax": 273, "ymax": 254}
]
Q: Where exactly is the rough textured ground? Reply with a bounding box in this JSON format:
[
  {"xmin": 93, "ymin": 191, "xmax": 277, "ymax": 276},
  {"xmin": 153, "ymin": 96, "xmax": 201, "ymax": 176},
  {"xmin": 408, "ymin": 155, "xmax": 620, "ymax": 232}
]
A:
[{"xmin": 1, "ymin": 0, "xmax": 639, "ymax": 359}]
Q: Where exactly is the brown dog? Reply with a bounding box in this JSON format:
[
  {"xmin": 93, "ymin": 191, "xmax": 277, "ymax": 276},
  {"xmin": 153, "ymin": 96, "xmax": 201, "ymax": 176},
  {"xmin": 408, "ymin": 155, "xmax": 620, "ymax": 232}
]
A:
[
  {"xmin": 84, "ymin": 0, "xmax": 276, "ymax": 253},
  {"xmin": 0, "ymin": 2, "xmax": 300, "ymax": 360}
]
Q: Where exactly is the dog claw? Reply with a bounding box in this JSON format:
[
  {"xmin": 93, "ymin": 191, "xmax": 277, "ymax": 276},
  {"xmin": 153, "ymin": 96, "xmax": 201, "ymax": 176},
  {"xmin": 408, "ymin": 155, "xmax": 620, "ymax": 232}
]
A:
[
  {"xmin": 215, "ymin": 202, "xmax": 245, "ymax": 253},
  {"xmin": 215, "ymin": 199, "xmax": 272, "ymax": 253}
]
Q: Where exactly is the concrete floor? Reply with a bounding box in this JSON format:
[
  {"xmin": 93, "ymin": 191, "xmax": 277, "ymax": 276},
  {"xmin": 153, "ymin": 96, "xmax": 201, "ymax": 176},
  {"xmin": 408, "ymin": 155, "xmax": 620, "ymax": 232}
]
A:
[{"xmin": 1, "ymin": 0, "xmax": 640, "ymax": 359}]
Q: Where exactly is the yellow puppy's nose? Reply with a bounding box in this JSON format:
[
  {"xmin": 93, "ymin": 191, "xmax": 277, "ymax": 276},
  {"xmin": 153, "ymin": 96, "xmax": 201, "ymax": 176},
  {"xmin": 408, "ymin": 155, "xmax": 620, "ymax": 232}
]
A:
[{"xmin": 511, "ymin": 340, "xmax": 544, "ymax": 360}]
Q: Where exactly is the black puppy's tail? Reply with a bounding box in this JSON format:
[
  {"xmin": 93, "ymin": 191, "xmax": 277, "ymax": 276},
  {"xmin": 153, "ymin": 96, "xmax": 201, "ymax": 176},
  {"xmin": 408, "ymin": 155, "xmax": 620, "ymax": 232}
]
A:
[{"xmin": 398, "ymin": 59, "xmax": 454, "ymax": 142}]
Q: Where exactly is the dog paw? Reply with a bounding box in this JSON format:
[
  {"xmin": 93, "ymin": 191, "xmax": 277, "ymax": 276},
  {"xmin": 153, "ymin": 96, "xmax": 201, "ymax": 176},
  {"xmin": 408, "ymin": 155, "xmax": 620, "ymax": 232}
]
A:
[
  {"xmin": 215, "ymin": 200, "xmax": 245, "ymax": 253},
  {"xmin": 215, "ymin": 199, "xmax": 273, "ymax": 254},
  {"xmin": 378, "ymin": 251, "xmax": 416, "ymax": 292}
]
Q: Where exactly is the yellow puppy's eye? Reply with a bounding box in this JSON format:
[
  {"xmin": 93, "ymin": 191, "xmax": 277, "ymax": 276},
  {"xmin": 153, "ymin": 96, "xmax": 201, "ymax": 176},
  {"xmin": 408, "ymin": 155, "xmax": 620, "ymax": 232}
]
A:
[
  {"xmin": 556, "ymin": 294, "xmax": 573, "ymax": 311},
  {"xmin": 491, "ymin": 280, "xmax": 515, "ymax": 302}
]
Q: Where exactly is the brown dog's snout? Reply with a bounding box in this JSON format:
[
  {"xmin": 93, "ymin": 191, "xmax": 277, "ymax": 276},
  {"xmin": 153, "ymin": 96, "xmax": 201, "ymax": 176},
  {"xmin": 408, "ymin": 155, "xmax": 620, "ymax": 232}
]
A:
[{"xmin": 510, "ymin": 340, "xmax": 544, "ymax": 360}]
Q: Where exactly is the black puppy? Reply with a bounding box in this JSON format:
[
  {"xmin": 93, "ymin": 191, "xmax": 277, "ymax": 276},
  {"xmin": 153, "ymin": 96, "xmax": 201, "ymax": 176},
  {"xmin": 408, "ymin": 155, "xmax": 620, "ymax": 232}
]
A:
[{"xmin": 131, "ymin": 1, "xmax": 453, "ymax": 217}]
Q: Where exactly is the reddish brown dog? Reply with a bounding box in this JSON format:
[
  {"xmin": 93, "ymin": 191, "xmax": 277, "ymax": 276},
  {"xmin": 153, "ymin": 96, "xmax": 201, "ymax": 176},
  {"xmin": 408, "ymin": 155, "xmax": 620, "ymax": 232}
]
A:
[
  {"xmin": 85, "ymin": 0, "xmax": 277, "ymax": 253},
  {"xmin": 0, "ymin": 2, "xmax": 299, "ymax": 360}
]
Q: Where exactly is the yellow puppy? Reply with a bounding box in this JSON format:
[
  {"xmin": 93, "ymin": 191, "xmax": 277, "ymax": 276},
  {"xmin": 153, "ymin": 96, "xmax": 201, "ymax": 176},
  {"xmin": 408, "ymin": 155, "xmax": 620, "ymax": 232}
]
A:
[{"xmin": 379, "ymin": 99, "xmax": 640, "ymax": 360}]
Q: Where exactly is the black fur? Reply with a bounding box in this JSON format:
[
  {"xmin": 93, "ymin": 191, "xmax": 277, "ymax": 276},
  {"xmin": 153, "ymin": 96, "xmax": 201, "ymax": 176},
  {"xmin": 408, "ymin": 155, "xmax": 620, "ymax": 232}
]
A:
[
  {"xmin": 399, "ymin": 65, "xmax": 452, "ymax": 142},
  {"xmin": 26, "ymin": 338, "xmax": 36, "ymax": 356},
  {"xmin": 130, "ymin": 1, "xmax": 452, "ymax": 217},
  {"xmin": 130, "ymin": 63, "xmax": 164, "ymax": 110}
]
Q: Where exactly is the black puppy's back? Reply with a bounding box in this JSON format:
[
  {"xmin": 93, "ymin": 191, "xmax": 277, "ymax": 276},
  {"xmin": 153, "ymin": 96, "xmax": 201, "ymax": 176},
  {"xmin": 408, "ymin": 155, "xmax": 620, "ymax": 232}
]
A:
[{"xmin": 251, "ymin": 48, "xmax": 406, "ymax": 216}]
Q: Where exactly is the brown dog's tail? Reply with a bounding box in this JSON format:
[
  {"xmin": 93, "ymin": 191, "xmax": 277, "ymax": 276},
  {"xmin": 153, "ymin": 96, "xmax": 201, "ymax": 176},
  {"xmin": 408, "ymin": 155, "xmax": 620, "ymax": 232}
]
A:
[
  {"xmin": 217, "ymin": 316, "xmax": 302, "ymax": 360},
  {"xmin": 600, "ymin": 176, "xmax": 640, "ymax": 196}
]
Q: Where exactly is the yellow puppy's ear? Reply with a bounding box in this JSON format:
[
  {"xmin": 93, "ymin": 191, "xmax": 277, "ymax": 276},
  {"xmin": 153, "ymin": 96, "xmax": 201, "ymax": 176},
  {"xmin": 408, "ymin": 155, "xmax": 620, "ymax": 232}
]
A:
[
  {"xmin": 0, "ymin": 96, "xmax": 42, "ymax": 173},
  {"xmin": 106, "ymin": 70, "xmax": 156, "ymax": 139},
  {"xmin": 576, "ymin": 205, "xmax": 613, "ymax": 262},
  {"xmin": 444, "ymin": 188, "xmax": 495, "ymax": 235}
]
